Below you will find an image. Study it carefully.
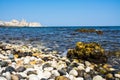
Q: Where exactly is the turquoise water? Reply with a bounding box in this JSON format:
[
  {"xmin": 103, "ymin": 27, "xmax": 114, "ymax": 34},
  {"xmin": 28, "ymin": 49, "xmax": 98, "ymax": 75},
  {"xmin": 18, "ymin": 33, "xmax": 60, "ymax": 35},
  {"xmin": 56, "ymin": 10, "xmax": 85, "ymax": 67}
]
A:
[{"xmin": 0, "ymin": 26, "xmax": 120, "ymax": 53}]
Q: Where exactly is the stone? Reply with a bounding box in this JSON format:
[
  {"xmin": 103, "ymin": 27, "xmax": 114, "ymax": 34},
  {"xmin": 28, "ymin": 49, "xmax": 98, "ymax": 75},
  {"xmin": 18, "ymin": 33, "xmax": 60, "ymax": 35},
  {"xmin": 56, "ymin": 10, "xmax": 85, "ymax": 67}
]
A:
[
  {"xmin": 69, "ymin": 75, "xmax": 76, "ymax": 80},
  {"xmin": 51, "ymin": 70, "xmax": 60, "ymax": 77},
  {"xmin": 76, "ymin": 77, "xmax": 84, "ymax": 80},
  {"xmin": 42, "ymin": 63, "xmax": 51, "ymax": 69},
  {"xmin": 84, "ymin": 73, "xmax": 92, "ymax": 80},
  {"xmin": 55, "ymin": 76, "xmax": 70, "ymax": 80},
  {"xmin": 85, "ymin": 67, "xmax": 91, "ymax": 73},
  {"xmin": 27, "ymin": 71, "xmax": 37, "ymax": 75},
  {"xmin": 78, "ymin": 65, "xmax": 85, "ymax": 70},
  {"xmin": 93, "ymin": 75, "xmax": 103, "ymax": 80},
  {"xmin": 67, "ymin": 42, "xmax": 107, "ymax": 63},
  {"xmin": 43, "ymin": 71, "xmax": 51, "ymax": 79},
  {"xmin": 5, "ymin": 72, "xmax": 11, "ymax": 80},
  {"xmin": 115, "ymin": 74, "xmax": 120, "ymax": 78},
  {"xmin": 5, "ymin": 66, "xmax": 16, "ymax": 73},
  {"xmin": 105, "ymin": 73, "xmax": 114, "ymax": 79},
  {"xmin": 0, "ymin": 61, "xmax": 8, "ymax": 67},
  {"xmin": 11, "ymin": 74, "xmax": 19, "ymax": 80},
  {"xmin": 85, "ymin": 61, "xmax": 91, "ymax": 67},
  {"xmin": 16, "ymin": 66, "xmax": 26, "ymax": 72},
  {"xmin": 24, "ymin": 56, "xmax": 30, "ymax": 64},
  {"xmin": 9, "ymin": 54, "xmax": 14, "ymax": 59},
  {"xmin": 29, "ymin": 74, "xmax": 39, "ymax": 80},
  {"xmin": 44, "ymin": 67, "xmax": 53, "ymax": 71},
  {"xmin": 0, "ymin": 77, "xmax": 7, "ymax": 80},
  {"xmin": 69, "ymin": 69, "xmax": 78, "ymax": 77},
  {"xmin": 58, "ymin": 69, "xmax": 66, "ymax": 76}
]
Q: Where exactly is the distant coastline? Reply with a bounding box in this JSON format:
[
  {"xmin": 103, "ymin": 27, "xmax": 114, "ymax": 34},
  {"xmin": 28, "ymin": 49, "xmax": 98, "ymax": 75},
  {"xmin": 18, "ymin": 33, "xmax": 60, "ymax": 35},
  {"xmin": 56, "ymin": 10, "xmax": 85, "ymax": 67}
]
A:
[{"xmin": 0, "ymin": 19, "xmax": 42, "ymax": 27}]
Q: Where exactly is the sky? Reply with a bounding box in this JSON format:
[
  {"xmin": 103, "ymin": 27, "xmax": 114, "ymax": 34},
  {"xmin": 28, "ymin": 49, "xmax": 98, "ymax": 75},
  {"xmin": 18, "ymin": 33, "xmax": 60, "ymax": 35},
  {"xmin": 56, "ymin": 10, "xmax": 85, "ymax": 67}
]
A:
[{"xmin": 0, "ymin": 0, "xmax": 120, "ymax": 26}]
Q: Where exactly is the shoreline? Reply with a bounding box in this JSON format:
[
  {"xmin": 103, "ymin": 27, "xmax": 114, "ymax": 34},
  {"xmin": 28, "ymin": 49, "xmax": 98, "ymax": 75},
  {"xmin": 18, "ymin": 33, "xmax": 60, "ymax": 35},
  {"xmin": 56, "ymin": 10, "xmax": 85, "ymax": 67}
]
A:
[{"xmin": 0, "ymin": 42, "xmax": 120, "ymax": 80}]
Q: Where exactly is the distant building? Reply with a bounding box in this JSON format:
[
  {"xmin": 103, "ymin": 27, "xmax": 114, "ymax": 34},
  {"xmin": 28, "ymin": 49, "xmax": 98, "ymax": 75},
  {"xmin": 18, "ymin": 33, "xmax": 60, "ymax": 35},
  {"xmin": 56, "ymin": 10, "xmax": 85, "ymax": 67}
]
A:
[{"xmin": 0, "ymin": 19, "xmax": 42, "ymax": 27}]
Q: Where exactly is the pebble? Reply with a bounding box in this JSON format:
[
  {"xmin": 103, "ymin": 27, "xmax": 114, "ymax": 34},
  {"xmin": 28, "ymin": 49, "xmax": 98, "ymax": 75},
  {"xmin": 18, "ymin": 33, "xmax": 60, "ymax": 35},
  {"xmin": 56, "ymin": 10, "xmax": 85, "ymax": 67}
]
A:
[
  {"xmin": 51, "ymin": 70, "xmax": 60, "ymax": 76},
  {"xmin": 0, "ymin": 61, "xmax": 8, "ymax": 67},
  {"xmin": 85, "ymin": 67, "xmax": 91, "ymax": 72},
  {"xmin": 5, "ymin": 66, "xmax": 16, "ymax": 73},
  {"xmin": 16, "ymin": 66, "xmax": 26, "ymax": 72},
  {"xmin": 58, "ymin": 69, "xmax": 66, "ymax": 76},
  {"xmin": 55, "ymin": 76, "xmax": 70, "ymax": 80},
  {"xmin": 69, "ymin": 69, "xmax": 78, "ymax": 77},
  {"xmin": 11, "ymin": 74, "xmax": 19, "ymax": 80},
  {"xmin": 93, "ymin": 75, "xmax": 103, "ymax": 80},
  {"xmin": 78, "ymin": 65, "xmax": 85, "ymax": 70},
  {"xmin": 105, "ymin": 73, "xmax": 114, "ymax": 79},
  {"xmin": 115, "ymin": 74, "xmax": 120, "ymax": 78},
  {"xmin": 43, "ymin": 71, "xmax": 51, "ymax": 79},
  {"xmin": 0, "ymin": 77, "xmax": 7, "ymax": 80},
  {"xmin": 8, "ymin": 54, "xmax": 14, "ymax": 59},
  {"xmin": 24, "ymin": 56, "xmax": 30, "ymax": 64},
  {"xmin": 5, "ymin": 72, "xmax": 11, "ymax": 80},
  {"xmin": 76, "ymin": 77, "xmax": 84, "ymax": 80},
  {"xmin": 44, "ymin": 67, "xmax": 53, "ymax": 71},
  {"xmin": 29, "ymin": 74, "xmax": 39, "ymax": 80},
  {"xmin": 85, "ymin": 61, "xmax": 91, "ymax": 67}
]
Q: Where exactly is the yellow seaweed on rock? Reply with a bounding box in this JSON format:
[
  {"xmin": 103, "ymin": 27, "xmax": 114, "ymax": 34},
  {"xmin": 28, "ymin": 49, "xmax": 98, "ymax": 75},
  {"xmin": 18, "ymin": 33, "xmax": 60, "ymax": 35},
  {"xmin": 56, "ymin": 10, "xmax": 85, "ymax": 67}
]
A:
[{"xmin": 67, "ymin": 42, "xmax": 107, "ymax": 63}]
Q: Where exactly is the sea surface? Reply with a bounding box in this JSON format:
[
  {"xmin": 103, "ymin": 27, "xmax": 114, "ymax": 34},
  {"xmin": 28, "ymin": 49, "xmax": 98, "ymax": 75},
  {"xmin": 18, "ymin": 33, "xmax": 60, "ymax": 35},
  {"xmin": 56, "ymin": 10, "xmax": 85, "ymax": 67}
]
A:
[{"xmin": 0, "ymin": 26, "xmax": 120, "ymax": 54}]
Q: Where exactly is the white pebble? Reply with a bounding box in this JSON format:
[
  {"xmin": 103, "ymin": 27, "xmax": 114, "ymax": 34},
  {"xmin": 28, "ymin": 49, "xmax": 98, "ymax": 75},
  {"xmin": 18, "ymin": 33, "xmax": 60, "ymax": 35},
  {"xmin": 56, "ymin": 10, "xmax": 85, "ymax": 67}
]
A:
[
  {"xmin": 44, "ymin": 67, "xmax": 53, "ymax": 71},
  {"xmin": 93, "ymin": 75, "xmax": 103, "ymax": 80},
  {"xmin": 0, "ymin": 77, "xmax": 7, "ymax": 80},
  {"xmin": 69, "ymin": 69, "xmax": 78, "ymax": 77},
  {"xmin": 76, "ymin": 77, "xmax": 84, "ymax": 80},
  {"xmin": 24, "ymin": 57, "xmax": 30, "ymax": 64},
  {"xmin": 29, "ymin": 74, "xmax": 39, "ymax": 80},
  {"xmin": 5, "ymin": 72, "xmax": 11, "ymax": 80},
  {"xmin": 51, "ymin": 70, "xmax": 60, "ymax": 76},
  {"xmin": 43, "ymin": 71, "xmax": 51, "ymax": 79},
  {"xmin": 85, "ymin": 61, "xmax": 91, "ymax": 67},
  {"xmin": 115, "ymin": 74, "xmax": 120, "ymax": 78},
  {"xmin": 85, "ymin": 67, "xmax": 91, "ymax": 72},
  {"xmin": 78, "ymin": 65, "xmax": 85, "ymax": 70}
]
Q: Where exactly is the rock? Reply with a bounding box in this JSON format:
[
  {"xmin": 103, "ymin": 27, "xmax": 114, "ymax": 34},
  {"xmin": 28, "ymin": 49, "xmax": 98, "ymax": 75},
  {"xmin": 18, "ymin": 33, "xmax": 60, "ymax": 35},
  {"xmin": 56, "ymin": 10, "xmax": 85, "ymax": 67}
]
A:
[
  {"xmin": 69, "ymin": 69, "xmax": 78, "ymax": 77},
  {"xmin": 84, "ymin": 73, "xmax": 92, "ymax": 80},
  {"xmin": 69, "ymin": 75, "xmax": 76, "ymax": 80},
  {"xmin": 76, "ymin": 77, "xmax": 84, "ymax": 80},
  {"xmin": 27, "ymin": 71, "xmax": 37, "ymax": 75},
  {"xmin": 55, "ymin": 76, "xmax": 70, "ymax": 80},
  {"xmin": 93, "ymin": 75, "xmax": 103, "ymax": 80},
  {"xmin": 67, "ymin": 42, "xmax": 107, "ymax": 63},
  {"xmin": 0, "ymin": 61, "xmax": 8, "ymax": 67},
  {"xmin": 42, "ymin": 63, "xmax": 51, "ymax": 69},
  {"xmin": 78, "ymin": 65, "xmax": 85, "ymax": 70},
  {"xmin": 85, "ymin": 67, "xmax": 91, "ymax": 73},
  {"xmin": 5, "ymin": 66, "xmax": 16, "ymax": 73},
  {"xmin": 77, "ymin": 70, "xmax": 85, "ymax": 77},
  {"xmin": 24, "ymin": 56, "xmax": 30, "ymax": 64},
  {"xmin": 29, "ymin": 74, "xmax": 39, "ymax": 80},
  {"xmin": 115, "ymin": 74, "xmax": 120, "ymax": 78},
  {"xmin": 11, "ymin": 74, "xmax": 19, "ymax": 80},
  {"xmin": 85, "ymin": 61, "xmax": 91, "ymax": 67},
  {"xmin": 8, "ymin": 54, "xmax": 14, "ymax": 59},
  {"xmin": 5, "ymin": 72, "xmax": 11, "ymax": 80},
  {"xmin": 44, "ymin": 67, "xmax": 53, "ymax": 71},
  {"xmin": 43, "ymin": 71, "xmax": 51, "ymax": 79},
  {"xmin": 58, "ymin": 69, "xmax": 66, "ymax": 76},
  {"xmin": 16, "ymin": 66, "xmax": 26, "ymax": 72},
  {"xmin": 105, "ymin": 73, "xmax": 114, "ymax": 79},
  {"xmin": 41, "ymin": 78, "xmax": 47, "ymax": 80},
  {"xmin": 0, "ymin": 77, "xmax": 7, "ymax": 80},
  {"xmin": 51, "ymin": 70, "xmax": 60, "ymax": 77}
]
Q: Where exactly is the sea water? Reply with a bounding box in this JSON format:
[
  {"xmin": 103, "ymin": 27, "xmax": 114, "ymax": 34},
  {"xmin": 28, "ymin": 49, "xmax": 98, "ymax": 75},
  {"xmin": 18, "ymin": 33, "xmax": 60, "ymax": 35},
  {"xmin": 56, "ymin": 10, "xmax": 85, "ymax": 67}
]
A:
[{"xmin": 0, "ymin": 26, "xmax": 120, "ymax": 54}]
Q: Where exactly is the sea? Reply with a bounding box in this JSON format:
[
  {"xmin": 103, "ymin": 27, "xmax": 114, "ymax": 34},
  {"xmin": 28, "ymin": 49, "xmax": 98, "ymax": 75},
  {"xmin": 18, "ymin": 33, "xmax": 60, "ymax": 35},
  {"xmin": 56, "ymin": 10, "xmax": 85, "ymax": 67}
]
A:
[{"xmin": 0, "ymin": 26, "xmax": 120, "ymax": 54}]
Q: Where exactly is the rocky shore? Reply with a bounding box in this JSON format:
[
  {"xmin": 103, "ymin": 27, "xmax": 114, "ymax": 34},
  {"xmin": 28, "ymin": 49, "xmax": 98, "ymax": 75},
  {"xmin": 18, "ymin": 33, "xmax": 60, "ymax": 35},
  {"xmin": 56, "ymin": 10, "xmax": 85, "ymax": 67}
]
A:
[{"xmin": 0, "ymin": 42, "xmax": 120, "ymax": 80}]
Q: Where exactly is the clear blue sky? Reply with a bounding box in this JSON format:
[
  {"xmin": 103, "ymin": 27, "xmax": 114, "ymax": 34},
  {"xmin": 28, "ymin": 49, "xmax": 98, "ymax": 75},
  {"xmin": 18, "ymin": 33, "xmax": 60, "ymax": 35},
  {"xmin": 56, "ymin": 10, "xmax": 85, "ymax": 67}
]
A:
[{"xmin": 0, "ymin": 0, "xmax": 120, "ymax": 26}]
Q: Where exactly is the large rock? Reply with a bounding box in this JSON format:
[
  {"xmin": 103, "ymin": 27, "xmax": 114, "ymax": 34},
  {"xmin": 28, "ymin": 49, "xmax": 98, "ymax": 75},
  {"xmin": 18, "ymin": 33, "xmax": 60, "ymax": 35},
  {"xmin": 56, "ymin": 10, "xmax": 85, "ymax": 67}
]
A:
[{"xmin": 67, "ymin": 42, "xmax": 107, "ymax": 63}]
